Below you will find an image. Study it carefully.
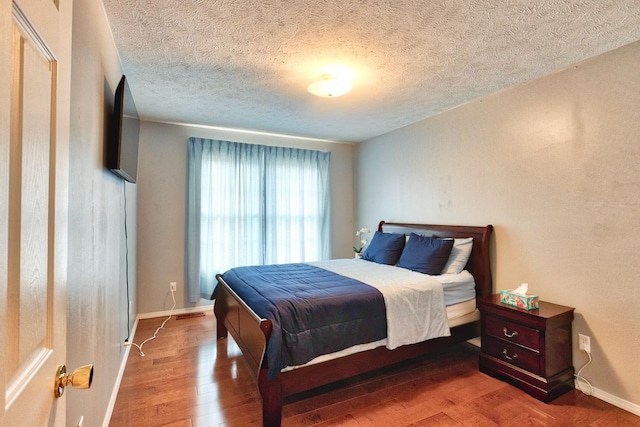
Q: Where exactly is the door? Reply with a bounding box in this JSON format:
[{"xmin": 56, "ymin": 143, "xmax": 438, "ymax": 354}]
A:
[{"xmin": 0, "ymin": 0, "xmax": 72, "ymax": 425}]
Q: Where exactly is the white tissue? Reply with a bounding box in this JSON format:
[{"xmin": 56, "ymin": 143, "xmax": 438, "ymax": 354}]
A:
[{"xmin": 512, "ymin": 283, "xmax": 528, "ymax": 295}]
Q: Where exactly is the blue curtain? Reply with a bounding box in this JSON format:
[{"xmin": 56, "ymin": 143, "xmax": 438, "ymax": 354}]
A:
[{"xmin": 186, "ymin": 138, "xmax": 331, "ymax": 302}]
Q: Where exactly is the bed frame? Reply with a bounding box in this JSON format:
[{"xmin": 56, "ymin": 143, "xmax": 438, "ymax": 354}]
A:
[{"xmin": 215, "ymin": 221, "xmax": 494, "ymax": 426}]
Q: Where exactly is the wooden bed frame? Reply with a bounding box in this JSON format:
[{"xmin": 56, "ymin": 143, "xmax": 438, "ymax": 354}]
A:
[{"xmin": 215, "ymin": 221, "xmax": 494, "ymax": 426}]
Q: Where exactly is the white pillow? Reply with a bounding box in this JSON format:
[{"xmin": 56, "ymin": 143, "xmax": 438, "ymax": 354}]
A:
[{"xmin": 441, "ymin": 237, "xmax": 473, "ymax": 274}]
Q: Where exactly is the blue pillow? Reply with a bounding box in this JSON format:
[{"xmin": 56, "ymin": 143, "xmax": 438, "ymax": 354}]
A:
[
  {"xmin": 397, "ymin": 233, "xmax": 454, "ymax": 275},
  {"xmin": 361, "ymin": 232, "xmax": 405, "ymax": 265}
]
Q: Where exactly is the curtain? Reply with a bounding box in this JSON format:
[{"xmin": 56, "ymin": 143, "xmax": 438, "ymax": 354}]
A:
[{"xmin": 186, "ymin": 138, "xmax": 331, "ymax": 302}]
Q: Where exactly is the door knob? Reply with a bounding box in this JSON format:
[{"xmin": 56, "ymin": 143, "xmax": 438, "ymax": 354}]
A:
[{"xmin": 54, "ymin": 364, "xmax": 93, "ymax": 398}]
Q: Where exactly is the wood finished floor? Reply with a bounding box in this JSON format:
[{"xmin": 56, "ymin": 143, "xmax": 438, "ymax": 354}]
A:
[{"xmin": 109, "ymin": 310, "xmax": 639, "ymax": 426}]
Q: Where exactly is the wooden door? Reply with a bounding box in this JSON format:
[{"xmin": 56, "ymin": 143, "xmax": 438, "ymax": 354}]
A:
[{"xmin": 0, "ymin": 0, "xmax": 72, "ymax": 425}]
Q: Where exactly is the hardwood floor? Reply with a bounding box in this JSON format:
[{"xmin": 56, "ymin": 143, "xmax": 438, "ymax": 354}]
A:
[{"xmin": 109, "ymin": 310, "xmax": 638, "ymax": 426}]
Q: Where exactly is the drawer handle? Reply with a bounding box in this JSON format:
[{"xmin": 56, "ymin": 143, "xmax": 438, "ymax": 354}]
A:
[
  {"xmin": 502, "ymin": 349, "xmax": 518, "ymax": 360},
  {"xmin": 503, "ymin": 327, "xmax": 518, "ymax": 338}
]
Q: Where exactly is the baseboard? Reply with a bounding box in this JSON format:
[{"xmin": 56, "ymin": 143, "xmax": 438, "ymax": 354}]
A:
[
  {"xmin": 102, "ymin": 306, "xmax": 212, "ymax": 425},
  {"xmin": 104, "ymin": 311, "xmax": 639, "ymax": 421},
  {"xmin": 473, "ymin": 337, "xmax": 638, "ymax": 417},
  {"xmin": 102, "ymin": 317, "xmax": 139, "ymax": 427},
  {"xmin": 138, "ymin": 304, "xmax": 213, "ymax": 320},
  {"xmin": 467, "ymin": 337, "xmax": 481, "ymax": 347},
  {"xmin": 575, "ymin": 381, "xmax": 640, "ymax": 417}
]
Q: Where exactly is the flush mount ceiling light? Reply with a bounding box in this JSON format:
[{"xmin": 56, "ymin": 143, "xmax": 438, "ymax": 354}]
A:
[{"xmin": 307, "ymin": 74, "xmax": 352, "ymax": 98}]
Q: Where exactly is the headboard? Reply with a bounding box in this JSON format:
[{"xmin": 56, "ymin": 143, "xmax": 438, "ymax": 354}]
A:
[{"xmin": 379, "ymin": 221, "xmax": 494, "ymax": 298}]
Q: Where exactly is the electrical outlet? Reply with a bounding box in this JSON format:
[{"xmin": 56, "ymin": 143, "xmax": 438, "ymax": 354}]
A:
[
  {"xmin": 170, "ymin": 281, "xmax": 177, "ymax": 292},
  {"xmin": 578, "ymin": 334, "xmax": 591, "ymax": 352}
]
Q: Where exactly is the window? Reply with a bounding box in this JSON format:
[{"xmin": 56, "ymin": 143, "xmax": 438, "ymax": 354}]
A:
[{"xmin": 186, "ymin": 138, "xmax": 331, "ymax": 301}]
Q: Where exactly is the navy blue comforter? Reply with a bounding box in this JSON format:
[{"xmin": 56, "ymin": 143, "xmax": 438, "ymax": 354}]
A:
[{"xmin": 221, "ymin": 263, "xmax": 387, "ymax": 379}]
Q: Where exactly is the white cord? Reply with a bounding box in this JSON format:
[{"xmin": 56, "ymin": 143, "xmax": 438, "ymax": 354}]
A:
[
  {"xmin": 124, "ymin": 289, "xmax": 176, "ymax": 356},
  {"xmin": 575, "ymin": 350, "xmax": 593, "ymax": 395}
]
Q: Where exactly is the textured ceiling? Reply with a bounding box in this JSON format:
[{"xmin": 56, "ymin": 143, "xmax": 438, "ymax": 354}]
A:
[{"xmin": 101, "ymin": 0, "xmax": 640, "ymax": 143}]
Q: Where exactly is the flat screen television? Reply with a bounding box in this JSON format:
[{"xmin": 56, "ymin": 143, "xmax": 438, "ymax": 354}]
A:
[{"xmin": 107, "ymin": 75, "xmax": 140, "ymax": 183}]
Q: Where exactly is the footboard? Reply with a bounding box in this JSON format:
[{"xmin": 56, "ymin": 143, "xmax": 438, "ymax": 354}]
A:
[
  {"xmin": 215, "ymin": 274, "xmax": 270, "ymax": 373},
  {"xmin": 215, "ymin": 274, "xmax": 282, "ymax": 426}
]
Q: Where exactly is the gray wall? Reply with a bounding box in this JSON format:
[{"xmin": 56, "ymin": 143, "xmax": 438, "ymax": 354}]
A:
[
  {"xmin": 67, "ymin": 0, "xmax": 134, "ymax": 425},
  {"xmin": 63, "ymin": 0, "xmax": 640, "ymax": 417},
  {"xmin": 136, "ymin": 121, "xmax": 355, "ymax": 314},
  {"xmin": 355, "ymin": 41, "xmax": 640, "ymax": 407}
]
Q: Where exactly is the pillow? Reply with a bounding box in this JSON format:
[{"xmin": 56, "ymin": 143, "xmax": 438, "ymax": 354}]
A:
[
  {"xmin": 397, "ymin": 233, "xmax": 454, "ymax": 275},
  {"xmin": 361, "ymin": 232, "xmax": 406, "ymax": 265},
  {"xmin": 441, "ymin": 237, "xmax": 474, "ymax": 275}
]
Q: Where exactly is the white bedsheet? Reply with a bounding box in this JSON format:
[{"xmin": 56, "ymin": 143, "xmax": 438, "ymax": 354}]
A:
[
  {"xmin": 309, "ymin": 259, "xmax": 451, "ymax": 350},
  {"xmin": 435, "ymin": 270, "xmax": 476, "ymax": 306}
]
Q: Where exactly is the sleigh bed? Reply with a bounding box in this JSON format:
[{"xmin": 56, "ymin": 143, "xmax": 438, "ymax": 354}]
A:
[{"xmin": 214, "ymin": 221, "xmax": 494, "ymax": 426}]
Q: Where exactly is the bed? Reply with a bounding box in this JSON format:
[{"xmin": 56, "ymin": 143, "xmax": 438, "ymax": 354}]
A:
[{"xmin": 214, "ymin": 221, "xmax": 494, "ymax": 426}]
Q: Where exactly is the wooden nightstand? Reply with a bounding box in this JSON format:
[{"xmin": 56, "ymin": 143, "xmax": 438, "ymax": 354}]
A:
[{"xmin": 478, "ymin": 294, "xmax": 575, "ymax": 402}]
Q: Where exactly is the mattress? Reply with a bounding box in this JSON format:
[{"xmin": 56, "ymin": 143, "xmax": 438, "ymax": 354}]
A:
[
  {"xmin": 435, "ymin": 270, "xmax": 477, "ymax": 306},
  {"xmin": 283, "ymin": 298, "xmax": 478, "ymax": 371}
]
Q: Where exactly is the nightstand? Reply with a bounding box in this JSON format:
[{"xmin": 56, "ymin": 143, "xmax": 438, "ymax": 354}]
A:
[{"xmin": 478, "ymin": 294, "xmax": 575, "ymax": 402}]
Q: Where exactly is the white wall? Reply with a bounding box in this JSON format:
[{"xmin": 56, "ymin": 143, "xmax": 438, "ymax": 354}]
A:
[
  {"xmin": 136, "ymin": 122, "xmax": 355, "ymax": 313},
  {"xmin": 355, "ymin": 41, "xmax": 640, "ymax": 409},
  {"xmin": 67, "ymin": 0, "xmax": 134, "ymax": 425}
]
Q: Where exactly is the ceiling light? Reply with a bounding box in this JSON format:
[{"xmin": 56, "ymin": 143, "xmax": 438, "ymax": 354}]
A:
[{"xmin": 307, "ymin": 74, "xmax": 352, "ymax": 98}]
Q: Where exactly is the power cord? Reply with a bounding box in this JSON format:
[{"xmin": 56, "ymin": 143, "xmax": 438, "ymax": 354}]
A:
[
  {"xmin": 124, "ymin": 288, "xmax": 176, "ymax": 356},
  {"xmin": 575, "ymin": 350, "xmax": 593, "ymax": 395},
  {"xmin": 123, "ymin": 181, "xmax": 131, "ymax": 342}
]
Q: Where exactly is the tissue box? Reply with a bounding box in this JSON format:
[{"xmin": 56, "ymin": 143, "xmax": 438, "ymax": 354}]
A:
[{"xmin": 500, "ymin": 289, "xmax": 539, "ymax": 310}]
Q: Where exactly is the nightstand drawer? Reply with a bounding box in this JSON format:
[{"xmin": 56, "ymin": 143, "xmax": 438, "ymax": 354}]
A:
[
  {"xmin": 485, "ymin": 315, "xmax": 540, "ymax": 351},
  {"xmin": 483, "ymin": 335, "xmax": 540, "ymax": 374}
]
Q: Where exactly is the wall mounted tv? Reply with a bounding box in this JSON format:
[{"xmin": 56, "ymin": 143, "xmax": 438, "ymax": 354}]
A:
[{"xmin": 107, "ymin": 75, "xmax": 140, "ymax": 183}]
